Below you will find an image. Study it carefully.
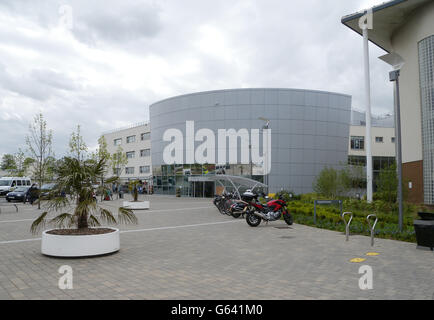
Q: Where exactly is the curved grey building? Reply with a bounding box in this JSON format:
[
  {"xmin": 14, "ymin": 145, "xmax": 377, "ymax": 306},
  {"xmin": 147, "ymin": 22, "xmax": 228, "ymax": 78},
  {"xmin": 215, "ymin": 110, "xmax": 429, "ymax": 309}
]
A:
[{"xmin": 150, "ymin": 88, "xmax": 351, "ymax": 196}]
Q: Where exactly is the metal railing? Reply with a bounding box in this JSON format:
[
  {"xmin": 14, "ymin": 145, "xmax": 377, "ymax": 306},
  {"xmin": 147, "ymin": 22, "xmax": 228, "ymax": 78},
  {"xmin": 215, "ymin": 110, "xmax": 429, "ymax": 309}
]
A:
[{"xmin": 101, "ymin": 121, "xmax": 149, "ymax": 135}]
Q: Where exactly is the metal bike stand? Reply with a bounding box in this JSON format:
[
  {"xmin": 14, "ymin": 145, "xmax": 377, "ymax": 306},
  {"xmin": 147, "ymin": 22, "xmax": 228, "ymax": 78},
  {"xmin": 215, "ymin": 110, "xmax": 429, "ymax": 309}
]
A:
[
  {"xmin": 367, "ymin": 214, "xmax": 378, "ymax": 247},
  {"xmin": 342, "ymin": 212, "xmax": 353, "ymax": 241}
]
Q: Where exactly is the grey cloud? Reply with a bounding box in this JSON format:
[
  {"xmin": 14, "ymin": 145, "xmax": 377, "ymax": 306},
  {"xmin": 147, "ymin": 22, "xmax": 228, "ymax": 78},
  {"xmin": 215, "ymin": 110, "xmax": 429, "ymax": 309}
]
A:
[
  {"xmin": 69, "ymin": 1, "xmax": 162, "ymax": 45},
  {"xmin": 0, "ymin": 0, "xmax": 395, "ymax": 158},
  {"xmin": 30, "ymin": 69, "xmax": 80, "ymax": 92},
  {"xmin": 0, "ymin": 64, "xmax": 51, "ymax": 101},
  {"xmin": 0, "ymin": 65, "xmax": 79, "ymax": 101}
]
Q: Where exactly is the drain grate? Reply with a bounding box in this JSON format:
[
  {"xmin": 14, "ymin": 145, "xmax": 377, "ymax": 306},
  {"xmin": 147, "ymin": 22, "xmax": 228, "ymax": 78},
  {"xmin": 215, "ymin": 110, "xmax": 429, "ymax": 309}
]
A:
[
  {"xmin": 274, "ymin": 226, "xmax": 291, "ymax": 229},
  {"xmin": 280, "ymin": 236, "xmax": 293, "ymax": 239}
]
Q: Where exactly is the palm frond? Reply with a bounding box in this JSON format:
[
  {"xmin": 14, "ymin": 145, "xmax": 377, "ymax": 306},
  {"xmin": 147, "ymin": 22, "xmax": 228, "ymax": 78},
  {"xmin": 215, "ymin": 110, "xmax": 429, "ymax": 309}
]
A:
[
  {"xmin": 30, "ymin": 211, "xmax": 49, "ymax": 234},
  {"xmin": 88, "ymin": 214, "xmax": 102, "ymax": 227},
  {"xmin": 49, "ymin": 213, "xmax": 74, "ymax": 229},
  {"xmin": 44, "ymin": 196, "xmax": 71, "ymax": 212},
  {"xmin": 118, "ymin": 207, "xmax": 138, "ymax": 225},
  {"xmin": 105, "ymin": 176, "xmax": 120, "ymax": 184},
  {"xmin": 98, "ymin": 207, "xmax": 118, "ymax": 225}
]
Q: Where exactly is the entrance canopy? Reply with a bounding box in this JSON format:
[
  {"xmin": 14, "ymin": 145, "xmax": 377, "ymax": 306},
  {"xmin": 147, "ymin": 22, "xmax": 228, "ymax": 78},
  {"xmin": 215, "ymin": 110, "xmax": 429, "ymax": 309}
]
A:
[{"xmin": 188, "ymin": 175, "xmax": 267, "ymax": 199}]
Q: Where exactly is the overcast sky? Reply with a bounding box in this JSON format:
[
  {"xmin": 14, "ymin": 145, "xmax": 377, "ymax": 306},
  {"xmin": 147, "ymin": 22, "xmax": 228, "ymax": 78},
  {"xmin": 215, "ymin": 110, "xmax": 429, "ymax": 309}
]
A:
[{"xmin": 0, "ymin": 0, "xmax": 393, "ymax": 159}]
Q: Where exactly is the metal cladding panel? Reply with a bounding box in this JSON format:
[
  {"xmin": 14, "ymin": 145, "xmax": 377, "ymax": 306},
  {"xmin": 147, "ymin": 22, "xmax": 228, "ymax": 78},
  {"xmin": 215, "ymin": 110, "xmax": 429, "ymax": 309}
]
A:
[{"xmin": 150, "ymin": 89, "xmax": 351, "ymax": 194}]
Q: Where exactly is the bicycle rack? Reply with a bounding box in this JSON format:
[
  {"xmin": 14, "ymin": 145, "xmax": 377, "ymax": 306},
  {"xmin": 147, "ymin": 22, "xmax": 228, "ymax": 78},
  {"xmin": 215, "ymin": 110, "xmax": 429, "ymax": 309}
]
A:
[
  {"xmin": 367, "ymin": 214, "xmax": 378, "ymax": 247},
  {"xmin": 342, "ymin": 212, "xmax": 353, "ymax": 241}
]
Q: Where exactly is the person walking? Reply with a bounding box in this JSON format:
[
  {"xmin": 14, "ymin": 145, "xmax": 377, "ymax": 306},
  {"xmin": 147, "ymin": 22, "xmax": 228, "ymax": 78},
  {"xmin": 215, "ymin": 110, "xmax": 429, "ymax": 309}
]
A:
[{"xmin": 26, "ymin": 184, "xmax": 38, "ymax": 205}]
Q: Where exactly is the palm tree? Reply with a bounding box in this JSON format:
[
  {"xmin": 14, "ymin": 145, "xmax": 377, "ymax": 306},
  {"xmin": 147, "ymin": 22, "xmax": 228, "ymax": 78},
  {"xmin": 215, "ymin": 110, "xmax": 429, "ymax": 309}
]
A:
[
  {"xmin": 128, "ymin": 180, "xmax": 142, "ymax": 202},
  {"xmin": 30, "ymin": 156, "xmax": 137, "ymax": 234}
]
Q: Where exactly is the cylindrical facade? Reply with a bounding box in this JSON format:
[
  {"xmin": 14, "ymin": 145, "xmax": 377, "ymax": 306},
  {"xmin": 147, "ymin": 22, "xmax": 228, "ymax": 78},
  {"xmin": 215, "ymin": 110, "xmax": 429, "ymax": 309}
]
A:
[{"xmin": 150, "ymin": 88, "xmax": 351, "ymax": 196}]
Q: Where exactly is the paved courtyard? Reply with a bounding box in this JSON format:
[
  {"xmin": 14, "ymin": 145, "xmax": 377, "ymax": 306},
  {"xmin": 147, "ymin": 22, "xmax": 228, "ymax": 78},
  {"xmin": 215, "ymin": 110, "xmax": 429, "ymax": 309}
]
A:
[{"xmin": 0, "ymin": 195, "xmax": 432, "ymax": 300}]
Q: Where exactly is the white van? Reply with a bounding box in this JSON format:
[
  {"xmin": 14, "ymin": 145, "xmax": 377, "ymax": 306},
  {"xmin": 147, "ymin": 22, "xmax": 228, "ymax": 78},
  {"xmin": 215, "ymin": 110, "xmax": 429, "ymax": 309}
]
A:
[{"xmin": 0, "ymin": 177, "xmax": 32, "ymax": 195}]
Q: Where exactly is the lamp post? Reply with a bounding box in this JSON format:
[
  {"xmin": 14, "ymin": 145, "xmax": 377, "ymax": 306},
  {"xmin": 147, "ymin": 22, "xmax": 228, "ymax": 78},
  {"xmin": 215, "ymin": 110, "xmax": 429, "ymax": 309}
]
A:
[
  {"xmin": 379, "ymin": 52, "xmax": 405, "ymax": 232},
  {"xmin": 362, "ymin": 27, "xmax": 374, "ymax": 203},
  {"xmin": 357, "ymin": 8, "xmax": 374, "ymax": 203},
  {"xmin": 258, "ymin": 117, "xmax": 270, "ymax": 194}
]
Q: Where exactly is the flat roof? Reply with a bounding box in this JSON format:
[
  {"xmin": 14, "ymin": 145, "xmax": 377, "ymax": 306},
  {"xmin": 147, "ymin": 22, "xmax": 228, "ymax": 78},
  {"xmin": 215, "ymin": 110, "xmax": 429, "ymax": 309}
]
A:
[
  {"xmin": 341, "ymin": 0, "xmax": 432, "ymax": 52},
  {"xmin": 150, "ymin": 88, "xmax": 352, "ymax": 107}
]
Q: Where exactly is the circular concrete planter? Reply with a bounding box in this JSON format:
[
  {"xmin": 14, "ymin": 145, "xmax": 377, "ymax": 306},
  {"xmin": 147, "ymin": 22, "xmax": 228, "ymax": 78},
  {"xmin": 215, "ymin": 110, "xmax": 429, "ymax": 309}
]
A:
[
  {"xmin": 41, "ymin": 228, "xmax": 120, "ymax": 257},
  {"xmin": 123, "ymin": 200, "xmax": 150, "ymax": 210}
]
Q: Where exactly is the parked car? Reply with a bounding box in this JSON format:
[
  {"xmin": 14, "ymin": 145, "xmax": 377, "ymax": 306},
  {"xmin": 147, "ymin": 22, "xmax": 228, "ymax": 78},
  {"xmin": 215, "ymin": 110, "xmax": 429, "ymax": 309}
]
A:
[
  {"xmin": 6, "ymin": 186, "xmax": 30, "ymax": 202},
  {"xmin": 39, "ymin": 183, "xmax": 59, "ymax": 199},
  {"xmin": 0, "ymin": 177, "xmax": 32, "ymax": 195}
]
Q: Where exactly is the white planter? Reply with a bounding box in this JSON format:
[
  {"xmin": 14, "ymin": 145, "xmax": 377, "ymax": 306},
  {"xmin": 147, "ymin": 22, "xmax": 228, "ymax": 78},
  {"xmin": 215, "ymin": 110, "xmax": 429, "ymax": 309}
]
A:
[
  {"xmin": 41, "ymin": 228, "xmax": 120, "ymax": 257},
  {"xmin": 123, "ymin": 200, "xmax": 150, "ymax": 210}
]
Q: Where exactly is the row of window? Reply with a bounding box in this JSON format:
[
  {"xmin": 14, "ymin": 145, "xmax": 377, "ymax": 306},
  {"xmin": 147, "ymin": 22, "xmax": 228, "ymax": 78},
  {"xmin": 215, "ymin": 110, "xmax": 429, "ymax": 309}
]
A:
[
  {"xmin": 350, "ymin": 136, "xmax": 395, "ymax": 150},
  {"xmin": 114, "ymin": 166, "xmax": 151, "ymax": 175},
  {"xmin": 113, "ymin": 132, "xmax": 150, "ymax": 146},
  {"xmin": 125, "ymin": 149, "xmax": 151, "ymax": 159}
]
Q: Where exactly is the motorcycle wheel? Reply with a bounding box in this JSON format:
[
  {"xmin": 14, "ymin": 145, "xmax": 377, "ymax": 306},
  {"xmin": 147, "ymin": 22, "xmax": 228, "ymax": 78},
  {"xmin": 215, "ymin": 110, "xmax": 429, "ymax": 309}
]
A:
[
  {"xmin": 283, "ymin": 211, "xmax": 293, "ymax": 225},
  {"xmin": 246, "ymin": 212, "xmax": 261, "ymax": 227},
  {"xmin": 231, "ymin": 211, "xmax": 241, "ymax": 219}
]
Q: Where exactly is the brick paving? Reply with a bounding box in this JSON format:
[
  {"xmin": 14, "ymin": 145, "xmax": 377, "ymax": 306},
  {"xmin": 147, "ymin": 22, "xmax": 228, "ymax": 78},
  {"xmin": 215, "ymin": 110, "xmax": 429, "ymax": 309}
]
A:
[{"xmin": 0, "ymin": 195, "xmax": 432, "ymax": 300}]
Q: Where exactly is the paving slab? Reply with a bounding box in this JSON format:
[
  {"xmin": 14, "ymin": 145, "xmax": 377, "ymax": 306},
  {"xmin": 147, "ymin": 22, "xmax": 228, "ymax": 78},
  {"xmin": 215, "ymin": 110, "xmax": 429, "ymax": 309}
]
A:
[{"xmin": 0, "ymin": 195, "xmax": 432, "ymax": 300}]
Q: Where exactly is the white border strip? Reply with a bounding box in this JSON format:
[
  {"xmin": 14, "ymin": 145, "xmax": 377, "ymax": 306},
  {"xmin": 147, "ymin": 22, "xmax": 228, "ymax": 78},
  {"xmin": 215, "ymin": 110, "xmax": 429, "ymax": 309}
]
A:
[
  {"xmin": 120, "ymin": 220, "xmax": 241, "ymax": 234},
  {"xmin": 0, "ymin": 220, "xmax": 241, "ymax": 245},
  {"xmin": 0, "ymin": 206, "xmax": 215, "ymax": 224}
]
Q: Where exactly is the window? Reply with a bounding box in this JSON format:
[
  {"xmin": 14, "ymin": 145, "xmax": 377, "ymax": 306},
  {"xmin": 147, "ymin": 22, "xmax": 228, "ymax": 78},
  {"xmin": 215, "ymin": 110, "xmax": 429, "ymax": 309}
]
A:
[
  {"xmin": 140, "ymin": 166, "xmax": 150, "ymax": 174},
  {"xmin": 126, "ymin": 135, "xmax": 136, "ymax": 143},
  {"xmin": 141, "ymin": 132, "xmax": 150, "ymax": 141},
  {"xmin": 125, "ymin": 167, "xmax": 134, "ymax": 174},
  {"xmin": 126, "ymin": 151, "xmax": 135, "ymax": 159},
  {"xmin": 375, "ymin": 137, "xmax": 384, "ymax": 143},
  {"xmin": 114, "ymin": 138, "xmax": 122, "ymax": 146},
  {"xmin": 140, "ymin": 149, "xmax": 150, "ymax": 157},
  {"xmin": 113, "ymin": 168, "xmax": 120, "ymax": 176},
  {"xmin": 351, "ymin": 136, "xmax": 364, "ymax": 150},
  {"xmin": 17, "ymin": 180, "xmax": 22, "ymax": 186},
  {"xmin": 391, "ymin": 137, "xmax": 395, "ymax": 143}
]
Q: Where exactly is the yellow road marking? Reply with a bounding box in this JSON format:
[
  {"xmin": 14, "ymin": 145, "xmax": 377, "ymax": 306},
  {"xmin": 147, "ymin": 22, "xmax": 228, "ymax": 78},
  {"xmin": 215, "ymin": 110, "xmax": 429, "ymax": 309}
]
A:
[{"xmin": 366, "ymin": 252, "xmax": 380, "ymax": 256}]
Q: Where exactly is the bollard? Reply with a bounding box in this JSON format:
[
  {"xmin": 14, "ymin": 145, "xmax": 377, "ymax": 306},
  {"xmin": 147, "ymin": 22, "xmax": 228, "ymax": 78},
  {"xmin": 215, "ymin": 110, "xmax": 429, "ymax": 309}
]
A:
[
  {"xmin": 342, "ymin": 212, "xmax": 353, "ymax": 242},
  {"xmin": 367, "ymin": 214, "xmax": 378, "ymax": 247}
]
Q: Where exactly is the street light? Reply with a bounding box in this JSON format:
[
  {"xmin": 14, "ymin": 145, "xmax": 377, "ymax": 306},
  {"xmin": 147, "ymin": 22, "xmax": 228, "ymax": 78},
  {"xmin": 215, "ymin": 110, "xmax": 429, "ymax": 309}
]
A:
[
  {"xmin": 379, "ymin": 52, "xmax": 405, "ymax": 232},
  {"xmin": 258, "ymin": 117, "xmax": 270, "ymax": 194}
]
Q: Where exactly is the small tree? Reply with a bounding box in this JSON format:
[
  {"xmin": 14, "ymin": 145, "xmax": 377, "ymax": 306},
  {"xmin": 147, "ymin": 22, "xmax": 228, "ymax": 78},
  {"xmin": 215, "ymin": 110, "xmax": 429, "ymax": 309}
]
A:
[
  {"xmin": 69, "ymin": 125, "xmax": 88, "ymax": 162},
  {"xmin": 110, "ymin": 146, "xmax": 128, "ymax": 198},
  {"xmin": 313, "ymin": 166, "xmax": 353, "ymax": 198},
  {"xmin": 128, "ymin": 180, "xmax": 141, "ymax": 202},
  {"xmin": 91, "ymin": 136, "xmax": 111, "ymax": 201},
  {"xmin": 1, "ymin": 154, "xmax": 17, "ymax": 175},
  {"xmin": 14, "ymin": 149, "xmax": 26, "ymax": 176},
  {"xmin": 25, "ymin": 113, "xmax": 53, "ymax": 209},
  {"xmin": 23, "ymin": 157, "xmax": 36, "ymax": 177},
  {"xmin": 313, "ymin": 166, "xmax": 339, "ymax": 198},
  {"xmin": 376, "ymin": 163, "xmax": 408, "ymax": 203}
]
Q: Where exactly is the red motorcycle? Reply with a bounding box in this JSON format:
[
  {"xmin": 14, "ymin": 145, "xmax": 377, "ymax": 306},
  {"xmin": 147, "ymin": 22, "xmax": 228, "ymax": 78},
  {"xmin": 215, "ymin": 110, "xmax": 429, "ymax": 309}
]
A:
[{"xmin": 242, "ymin": 191, "xmax": 293, "ymax": 227}]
